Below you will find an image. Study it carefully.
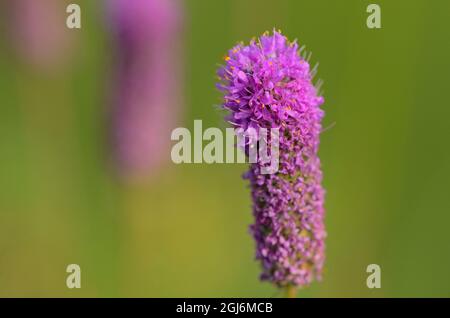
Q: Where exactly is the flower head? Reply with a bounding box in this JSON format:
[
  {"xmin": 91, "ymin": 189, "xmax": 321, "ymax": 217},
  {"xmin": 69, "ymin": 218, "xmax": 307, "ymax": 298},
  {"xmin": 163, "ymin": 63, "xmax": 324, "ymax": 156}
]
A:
[
  {"xmin": 217, "ymin": 30, "xmax": 326, "ymax": 287},
  {"xmin": 107, "ymin": 0, "xmax": 182, "ymax": 179},
  {"xmin": 8, "ymin": 0, "xmax": 75, "ymax": 70}
]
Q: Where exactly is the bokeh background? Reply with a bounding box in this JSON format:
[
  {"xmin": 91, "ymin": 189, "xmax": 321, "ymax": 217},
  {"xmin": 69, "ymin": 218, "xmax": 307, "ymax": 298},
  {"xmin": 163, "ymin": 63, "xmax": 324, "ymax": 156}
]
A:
[{"xmin": 1, "ymin": 0, "xmax": 450, "ymax": 297}]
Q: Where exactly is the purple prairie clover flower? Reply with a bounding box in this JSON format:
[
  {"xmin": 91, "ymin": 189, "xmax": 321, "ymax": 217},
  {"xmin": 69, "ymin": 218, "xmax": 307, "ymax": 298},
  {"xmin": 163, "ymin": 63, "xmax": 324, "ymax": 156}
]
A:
[
  {"xmin": 7, "ymin": 0, "xmax": 75, "ymax": 70},
  {"xmin": 217, "ymin": 31, "xmax": 326, "ymax": 289},
  {"xmin": 106, "ymin": 0, "xmax": 182, "ymax": 179}
]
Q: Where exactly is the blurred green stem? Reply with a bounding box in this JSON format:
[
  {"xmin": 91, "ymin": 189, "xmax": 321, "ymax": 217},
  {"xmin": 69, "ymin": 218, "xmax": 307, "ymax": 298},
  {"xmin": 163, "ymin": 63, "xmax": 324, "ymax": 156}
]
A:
[{"xmin": 285, "ymin": 286, "xmax": 297, "ymax": 298}]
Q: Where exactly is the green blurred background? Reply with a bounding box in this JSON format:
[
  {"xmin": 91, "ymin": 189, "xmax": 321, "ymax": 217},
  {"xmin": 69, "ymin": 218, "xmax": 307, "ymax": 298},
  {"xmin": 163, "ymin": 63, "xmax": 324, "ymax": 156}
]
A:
[{"xmin": 1, "ymin": 0, "xmax": 450, "ymax": 297}]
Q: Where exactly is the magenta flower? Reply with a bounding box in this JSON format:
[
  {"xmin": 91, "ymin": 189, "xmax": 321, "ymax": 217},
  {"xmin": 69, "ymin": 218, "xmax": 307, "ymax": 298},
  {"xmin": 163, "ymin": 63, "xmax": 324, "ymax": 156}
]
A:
[
  {"xmin": 107, "ymin": 0, "xmax": 182, "ymax": 179},
  {"xmin": 217, "ymin": 31, "xmax": 326, "ymax": 289}
]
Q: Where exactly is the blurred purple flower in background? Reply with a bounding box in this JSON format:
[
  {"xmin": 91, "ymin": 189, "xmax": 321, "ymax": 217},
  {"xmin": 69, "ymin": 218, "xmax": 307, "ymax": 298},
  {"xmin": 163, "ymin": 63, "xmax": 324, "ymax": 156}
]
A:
[
  {"xmin": 8, "ymin": 0, "xmax": 75, "ymax": 70},
  {"xmin": 217, "ymin": 31, "xmax": 326, "ymax": 293},
  {"xmin": 106, "ymin": 0, "xmax": 182, "ymax": 180}
]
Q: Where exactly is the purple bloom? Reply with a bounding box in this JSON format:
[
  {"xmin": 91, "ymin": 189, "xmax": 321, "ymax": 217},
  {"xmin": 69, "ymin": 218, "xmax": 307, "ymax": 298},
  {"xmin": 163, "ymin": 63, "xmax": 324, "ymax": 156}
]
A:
[
  {"xmin": 217, "ymin": 31, "xmax": 326, "ymax": 287},
  {"xmin": 107, "ymin": 0, "xmax": 182, "ymax": 179}
]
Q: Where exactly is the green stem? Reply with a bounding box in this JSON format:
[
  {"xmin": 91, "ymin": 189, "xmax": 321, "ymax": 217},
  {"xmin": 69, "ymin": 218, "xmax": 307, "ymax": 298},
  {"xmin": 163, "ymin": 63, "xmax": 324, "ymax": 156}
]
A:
[{"xmin": 285, "ymin": 285, "xmax": 297, "ymax": 298}]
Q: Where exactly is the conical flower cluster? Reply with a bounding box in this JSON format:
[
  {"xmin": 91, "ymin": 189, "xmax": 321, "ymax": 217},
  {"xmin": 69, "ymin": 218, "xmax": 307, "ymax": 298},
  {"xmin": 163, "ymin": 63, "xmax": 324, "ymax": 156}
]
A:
[
  {"xmin": 107, "ymin": 0, "xmax": 182, "ymax": 178},
  {"xmin": 217, "ymin": 31, "xmax": 326, "ymax": 287}
]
